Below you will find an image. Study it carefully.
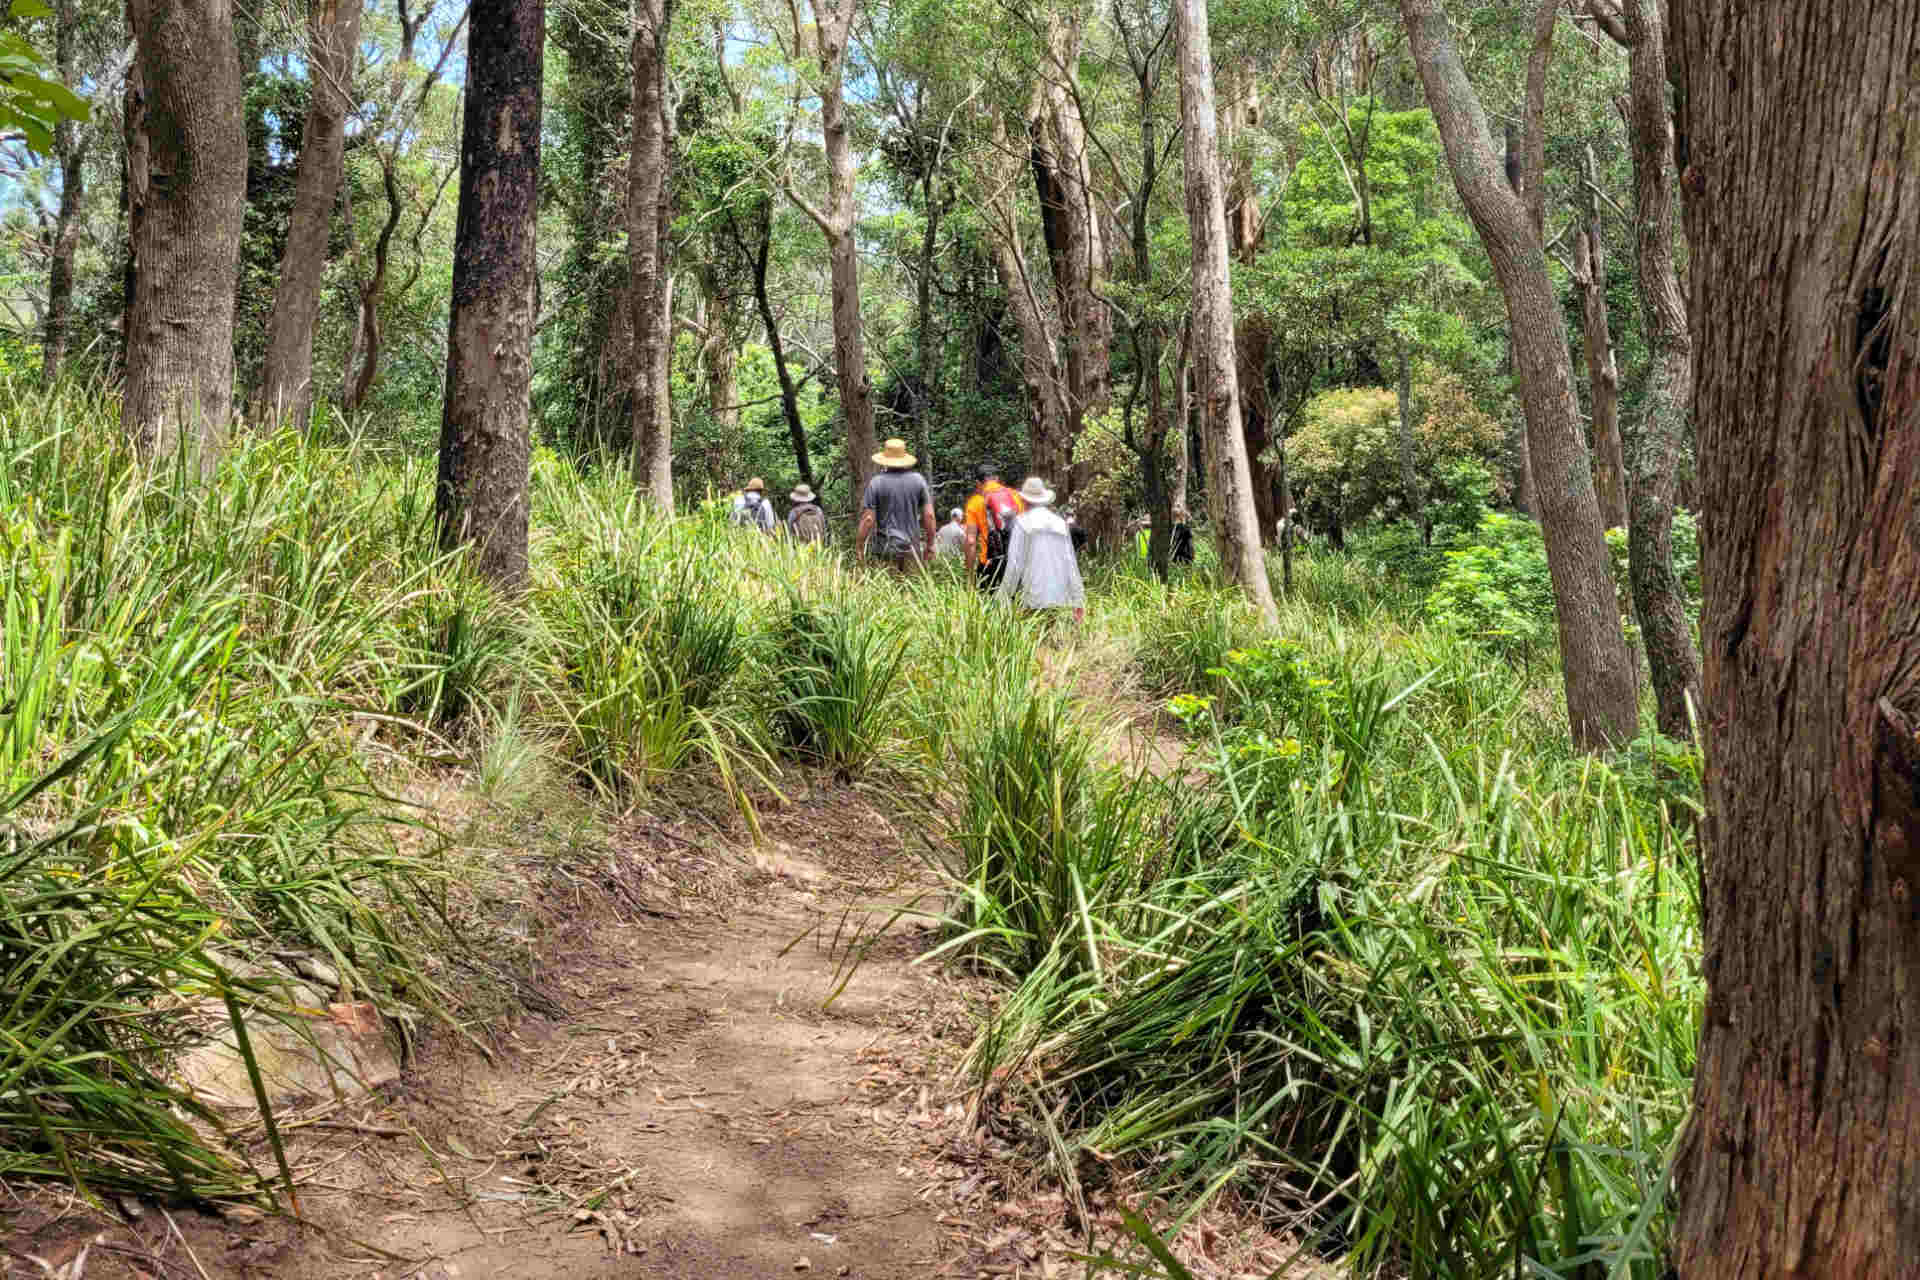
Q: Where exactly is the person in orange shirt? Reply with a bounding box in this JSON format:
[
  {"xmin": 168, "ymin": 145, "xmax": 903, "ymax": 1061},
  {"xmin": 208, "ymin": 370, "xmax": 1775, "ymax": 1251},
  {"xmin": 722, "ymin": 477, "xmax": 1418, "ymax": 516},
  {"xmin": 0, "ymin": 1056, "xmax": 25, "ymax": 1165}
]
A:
[{"xmin": 963, "ymin": 463, "xmax": 1025, "ymax": 592}]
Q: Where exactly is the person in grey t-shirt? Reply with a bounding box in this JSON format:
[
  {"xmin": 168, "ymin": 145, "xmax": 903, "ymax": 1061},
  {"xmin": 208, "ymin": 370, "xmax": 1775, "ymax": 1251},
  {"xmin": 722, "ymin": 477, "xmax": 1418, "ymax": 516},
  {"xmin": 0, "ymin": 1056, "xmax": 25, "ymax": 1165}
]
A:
[{"xmin": 857, "ymin": 438, "xmax": 936, "ymax": 571}]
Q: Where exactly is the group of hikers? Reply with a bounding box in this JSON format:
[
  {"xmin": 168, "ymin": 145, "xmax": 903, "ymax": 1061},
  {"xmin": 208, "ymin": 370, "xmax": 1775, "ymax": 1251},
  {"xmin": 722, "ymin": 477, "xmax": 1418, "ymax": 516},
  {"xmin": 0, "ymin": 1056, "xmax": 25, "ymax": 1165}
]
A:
[{"xmin": 728, "ymin": 437, "xmax": 1086, "ymax": 622}]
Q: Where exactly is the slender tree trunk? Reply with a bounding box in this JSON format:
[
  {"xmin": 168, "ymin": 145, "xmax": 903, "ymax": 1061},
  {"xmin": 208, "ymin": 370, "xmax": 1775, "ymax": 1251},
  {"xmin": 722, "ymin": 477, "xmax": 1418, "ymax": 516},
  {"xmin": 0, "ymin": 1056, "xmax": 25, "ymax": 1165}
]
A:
[
  {"xmin": 1170, "ymin": 325, "xmax": 1191, "ymax": 517},
  {"xmin": 986, "ymin": 118, "xmax": 1069, "ymax": 480},
  {"xmin": 627, "ymin": 0, "xmax": 674, "ymax": 507},
  {"xmin": 436, "ymin": 0, "xmax": 543, "ymax": 590},
  {"xmin": 1400, "ymin": 0, "xmax": 1637, "ymax": 749},
  {"xmin": 42, "ymin": 0, "xmax": 85, "ymax": 382},
  {"xmin": 913, "ymin": 168, "xmax": 943, "ymax": 433},
  {"xmin": 747, "ymin": 216, "xmax": 813, "ymax": 488},
  {"xmin": 1175, "ymin": 0, "xmax": 1276, "ymax": 625},
  {"xmin": 784, "ymin": 0, "xmax": 874, "ymax": 507},
  {"xmin": 344, "ymin": 155, "xmax": 402, "ymax": 411},
  {"xmin": 124, "ymin": 0, "xmax": 247, "ymax": 459},
  {"xmin": 1615, "ymin": 0, "xmax": 1700, "ymax": 741},
  {"xmin": 1670, "ymin": 5, "xmax": 1920, "ymax": 1271},
  {"xmin": 1395, "ymin": 339, "xmax": 1426, "ymax": 542},
  {"xmin": 1573, "ymin": 145, "xmax": 1627, "ymax": 529},
  {"xmin": 638, "ymin": 270, "xmax": 674, "ymax": 501},
  {"xmin": 257, "ymin": 0, "xmax": 363, "ymax": 428}
]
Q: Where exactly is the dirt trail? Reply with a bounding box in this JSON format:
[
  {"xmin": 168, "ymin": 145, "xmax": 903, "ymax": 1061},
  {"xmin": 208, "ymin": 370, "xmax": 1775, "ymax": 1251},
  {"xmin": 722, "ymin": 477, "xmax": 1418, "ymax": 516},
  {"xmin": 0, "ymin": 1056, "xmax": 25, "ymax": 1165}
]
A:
[{"xmin": 6, "ymin": 781, "xmax": 1310, "ymax": 1280}]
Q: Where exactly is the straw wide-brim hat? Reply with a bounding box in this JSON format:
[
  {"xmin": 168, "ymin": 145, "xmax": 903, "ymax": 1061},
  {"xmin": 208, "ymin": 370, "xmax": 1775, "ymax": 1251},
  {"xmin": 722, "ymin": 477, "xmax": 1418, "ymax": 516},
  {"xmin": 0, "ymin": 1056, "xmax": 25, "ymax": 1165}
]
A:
[
  {"xmin": 1018, "ymin": 476, "xmax": 1054, "ymax": 506},
  {"xmin": 872, "ymin": 438, "xmax": 917, "ymax": 468},
  {"xmin": 790, "ymin": 484, "xmax": 816, "ymax": 503},
  {"xmin": 745, "ymin": 477, "xmax": 766, "ymax": 492}
]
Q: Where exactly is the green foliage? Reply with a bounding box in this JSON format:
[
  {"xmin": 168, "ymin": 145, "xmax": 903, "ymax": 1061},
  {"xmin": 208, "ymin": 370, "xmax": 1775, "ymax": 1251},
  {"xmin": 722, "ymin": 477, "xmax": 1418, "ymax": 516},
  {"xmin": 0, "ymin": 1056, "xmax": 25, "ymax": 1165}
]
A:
[
  {"xmin": 0, "ymin": 0, "xmax": 88, "ymax": 156},
  {"xmin": 1426, "ymin": 513, "xmax": 1559, "ymax": 659},
  {"xmin": 1287, "ymin": 370, "xmax": 1505, "ymax": 532}
]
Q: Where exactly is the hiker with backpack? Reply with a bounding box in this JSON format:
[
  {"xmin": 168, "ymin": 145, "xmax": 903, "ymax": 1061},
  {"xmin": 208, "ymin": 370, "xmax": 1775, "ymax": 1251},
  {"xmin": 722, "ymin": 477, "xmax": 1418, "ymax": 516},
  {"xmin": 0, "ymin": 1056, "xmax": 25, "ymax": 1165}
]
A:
[
  {"xmin": 730, "ymin": 477, "xmax": 776, "ymax": 533},
  {"xmin": 856, "ymin": 438, "xmax": 937, "ymax": 572},
  {"xmin": 786, "ymin": 483, "xmax": 828, "ymax": 544},
  {"xmin": 995, "ymin": 475, "xmax": 1085, "ymax": 623},
  {"xmin": 963, "ymin": 463, "xmax": 1025, "ymax": 591}
]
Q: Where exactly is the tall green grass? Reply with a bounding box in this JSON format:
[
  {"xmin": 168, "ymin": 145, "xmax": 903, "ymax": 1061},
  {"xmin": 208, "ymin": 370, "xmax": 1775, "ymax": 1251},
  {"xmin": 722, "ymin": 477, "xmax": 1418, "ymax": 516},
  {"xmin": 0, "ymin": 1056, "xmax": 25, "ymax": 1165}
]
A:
[
  {"xmin": 950, "ymin": 578, "xmax": 1701, "ymax": 1278},
  {"xmin": 2, "ymin": 376, "xmax": 1704, "ymax": 1279}
]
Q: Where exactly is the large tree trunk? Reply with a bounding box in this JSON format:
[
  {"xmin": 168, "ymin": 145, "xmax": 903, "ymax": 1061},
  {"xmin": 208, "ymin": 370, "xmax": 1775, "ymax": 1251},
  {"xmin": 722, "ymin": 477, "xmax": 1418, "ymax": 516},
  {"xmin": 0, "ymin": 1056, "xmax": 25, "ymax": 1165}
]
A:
[
  {"xmin": 124, "ymin": 0, "xmax": 247, "ymax": 459},
  {"xmin": 1175, "ymin": 0, "xmax": 1276, "ymax": 626},
  {"xmin": 1573, "ymin": 145, "xmax": 1627, "ymax": 529},
  {"xmin": 1400, "ymin": 0, "xmax": 1637, "ymax": 750},
  {"xmin": 627, "ymin": 0, "xmax": 674, "ymax": 508},
  {"xmin": 42, "ymin": 0, "xmax": 85, "ymax": 382},
  {"xmin": 256, "ymin": 0, "xmax": 363, "ymax": 428},
  {"xmin": 1029, "ymin": 19, "xmax": 1111, "ymax": 496},
  {"xmin": 1670, "ymin": 5, "xmax": 1920, "ymax": 1273},
  {"xmin": 436, "ymin": 0, "xmax": 543, "ymax": 590},
  {"xmin": 1611, "ymin": 0, "xmax": 1700, "ymax": 742},
  {"xmin": 784, "ymin": 0, "xmax": 874, "ymax": 509}
]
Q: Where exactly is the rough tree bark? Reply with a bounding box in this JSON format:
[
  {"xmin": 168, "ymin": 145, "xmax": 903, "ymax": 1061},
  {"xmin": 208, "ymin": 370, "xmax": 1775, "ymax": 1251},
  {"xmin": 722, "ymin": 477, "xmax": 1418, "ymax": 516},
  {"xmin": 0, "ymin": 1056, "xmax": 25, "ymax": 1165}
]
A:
[
  {"xmin": 1670, "ymin": 4, "xmax": 1920, "ymax": 1273},
  {"xmin": 1029, "ymin": 15, "xmax": 1112, "ymax": 494},
  {"xmin": 1175, "ymin": 0, "xmax": 1276, "ymax": 625},
  {"xmin": 124, "ymin": 0, "xmax": 247, "ymax": 459},
  {"xmin": 1572, "ymin": 144, "xmax": 1627, "ymax": 529},
  {"xmin": 436, "ymin": 0, "xmax": 543, "ymax": 590},
  {"xmin": 1592, "ymin": 0, "xmax": 1701, "ymax": 741},
  {"xmin": 627, "ymin": 0, "xmax": 675, "ymax": 507},
  {"xmin": 42, "ymin": 0, "xmax": 87, "ymax": 382},
  {"xmin": 783, "ymin": 0, "xmax": 876, "ymax": 507},
  {"xmin": 256, "ymin": 0, "xmax": 363, "ymax": 428},
  {"xmin": 1400, "ymin": 0, "xmax": 1638, "ymax": 750},
  {"xmin": 985, "ymin": 114, "xmax": 1069, "ymax": 477}
]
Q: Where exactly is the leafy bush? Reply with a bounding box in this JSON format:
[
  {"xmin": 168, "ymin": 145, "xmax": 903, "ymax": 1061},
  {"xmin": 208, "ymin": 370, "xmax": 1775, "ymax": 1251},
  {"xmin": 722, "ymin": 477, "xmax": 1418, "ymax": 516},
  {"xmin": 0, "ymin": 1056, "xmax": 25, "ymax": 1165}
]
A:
[
  {"xmin": 1426, "ymin": 512, "xmax": 1558, "ymax": 658},
  {"xmin": 1287, "ymin": 369, "xmax": 1504, "ymax": 534}
]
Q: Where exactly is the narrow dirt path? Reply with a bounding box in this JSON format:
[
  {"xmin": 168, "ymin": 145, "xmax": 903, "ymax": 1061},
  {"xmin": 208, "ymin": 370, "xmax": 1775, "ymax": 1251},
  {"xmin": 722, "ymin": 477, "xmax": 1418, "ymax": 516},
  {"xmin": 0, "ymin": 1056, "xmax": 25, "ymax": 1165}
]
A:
[
  {"xmin": 5, "ymin": 781, "xmax": 1313, "ymax": 1280},
  {"xmin": 256, "ymin": 798, "xmax": 966, "ymax": 1280}
]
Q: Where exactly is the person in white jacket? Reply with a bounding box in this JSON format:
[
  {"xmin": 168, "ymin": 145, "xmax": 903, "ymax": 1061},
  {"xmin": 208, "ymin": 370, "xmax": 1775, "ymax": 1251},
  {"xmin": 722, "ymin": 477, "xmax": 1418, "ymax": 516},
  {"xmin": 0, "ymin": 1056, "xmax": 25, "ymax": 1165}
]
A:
[{"xmin": 996, "ymin": 476, "xmax": 1085, "ymax": 623}]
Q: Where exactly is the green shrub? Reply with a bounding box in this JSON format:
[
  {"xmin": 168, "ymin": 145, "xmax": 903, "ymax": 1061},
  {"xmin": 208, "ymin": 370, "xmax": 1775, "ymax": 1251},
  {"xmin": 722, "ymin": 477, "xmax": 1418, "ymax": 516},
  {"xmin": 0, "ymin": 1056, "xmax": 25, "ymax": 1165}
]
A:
[{"xmin": 1426, "ymin": 512, "xmax": 1558, "ymax": 659}]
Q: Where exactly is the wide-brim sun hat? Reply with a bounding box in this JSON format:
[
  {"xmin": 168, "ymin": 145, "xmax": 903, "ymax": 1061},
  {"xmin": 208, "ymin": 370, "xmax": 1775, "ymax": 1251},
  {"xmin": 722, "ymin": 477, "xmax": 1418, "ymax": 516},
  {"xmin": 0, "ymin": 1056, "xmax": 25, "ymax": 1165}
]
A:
[
  {"xmin": 1018, "ymin": 476, "xmax": 1054, "ymax": 506},
  {"xmin": 872, "ymin": 438, "xmax": 917, "ymax": 468},
  {"xmin": 790, "ymin": 484, "xmax": 816, "ymax": 503},
  {"xmin": 745, "ymin": 477, "xmax": 766, "ymax": 492}
]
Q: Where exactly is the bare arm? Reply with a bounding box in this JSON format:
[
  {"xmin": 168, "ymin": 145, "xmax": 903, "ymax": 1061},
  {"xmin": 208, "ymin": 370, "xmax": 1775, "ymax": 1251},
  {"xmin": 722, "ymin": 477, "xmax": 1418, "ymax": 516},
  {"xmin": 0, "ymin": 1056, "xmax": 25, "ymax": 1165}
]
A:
[
  {"xmin": 965, "ymin": 522, "xmax": 979, "ymax": 564},
  {"xmin": 856, "ymin": 508, "xmax": 876, "ymax": 560},
  {"xmin": 921, "ymin": 502, "xmax": 937, "ymax": 556}
]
